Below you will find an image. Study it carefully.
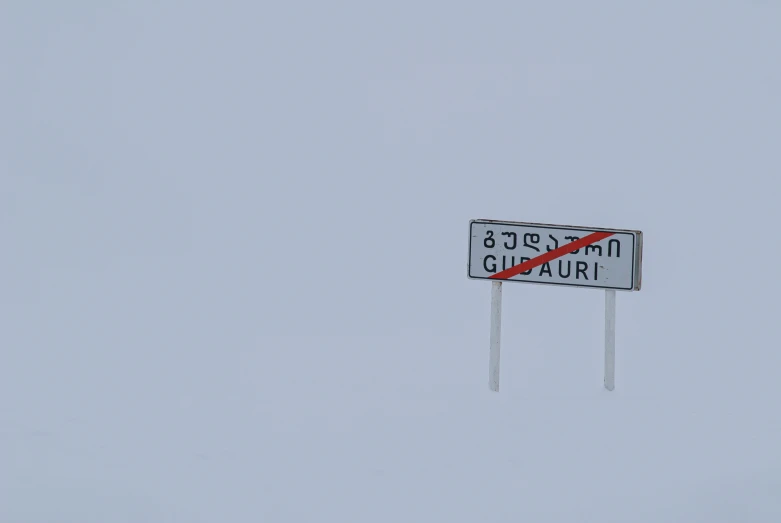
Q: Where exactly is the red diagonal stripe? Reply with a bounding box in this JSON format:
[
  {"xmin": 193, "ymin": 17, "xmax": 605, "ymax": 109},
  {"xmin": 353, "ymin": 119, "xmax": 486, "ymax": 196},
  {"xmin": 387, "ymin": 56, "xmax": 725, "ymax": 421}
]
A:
[{"xmin": 489, "ymin": 231, "xmax": 614, "ymax": 280}]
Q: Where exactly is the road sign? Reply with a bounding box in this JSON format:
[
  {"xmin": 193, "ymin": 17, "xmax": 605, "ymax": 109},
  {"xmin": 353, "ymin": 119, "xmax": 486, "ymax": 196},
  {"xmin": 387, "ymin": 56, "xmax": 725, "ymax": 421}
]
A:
[
  {"xmin": 468, "ymin": 220, "xmax": 642, "ymax": 291},
  {"xmin": 468, "ymin": 219, "xmax": 644, "ymax": 392}
]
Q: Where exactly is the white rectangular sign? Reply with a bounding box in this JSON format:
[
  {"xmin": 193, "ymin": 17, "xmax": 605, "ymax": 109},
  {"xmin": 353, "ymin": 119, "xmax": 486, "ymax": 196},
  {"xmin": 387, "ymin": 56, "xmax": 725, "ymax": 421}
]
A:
[{"xmin": 468, "ymin": 220, "xmax": 643, "ymax": 291}]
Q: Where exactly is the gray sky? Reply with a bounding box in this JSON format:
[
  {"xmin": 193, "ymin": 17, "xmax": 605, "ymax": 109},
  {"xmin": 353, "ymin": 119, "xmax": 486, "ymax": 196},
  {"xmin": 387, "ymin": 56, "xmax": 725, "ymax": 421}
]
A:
[{"xmin": 2, "ymin": 2, "xmax": 781, "ymax": 522}]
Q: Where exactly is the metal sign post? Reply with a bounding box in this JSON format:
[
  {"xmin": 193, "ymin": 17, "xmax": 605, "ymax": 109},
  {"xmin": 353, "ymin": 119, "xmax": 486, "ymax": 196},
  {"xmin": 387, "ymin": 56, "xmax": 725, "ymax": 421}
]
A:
[
  {"xmin": 468, "ymin": 219, "xmax": 642, "ymax": 392},
  {"xmin": 604, "ymin": 289, "xmax": 616, "ymax": 391},
  {"xmin": 489, "ymin": 281, "xmax": 502, "ymax": 391}
]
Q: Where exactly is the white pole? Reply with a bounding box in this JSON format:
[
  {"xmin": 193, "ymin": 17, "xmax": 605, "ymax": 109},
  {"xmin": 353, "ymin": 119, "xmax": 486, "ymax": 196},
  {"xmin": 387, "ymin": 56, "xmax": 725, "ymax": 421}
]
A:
[
  {"xmin": 489, "ymin": 281, "xmax": 502, "ymax": 392},
  {"xmin": 604, "ymin": 289, "xmax": 616, "ymax": 391}
]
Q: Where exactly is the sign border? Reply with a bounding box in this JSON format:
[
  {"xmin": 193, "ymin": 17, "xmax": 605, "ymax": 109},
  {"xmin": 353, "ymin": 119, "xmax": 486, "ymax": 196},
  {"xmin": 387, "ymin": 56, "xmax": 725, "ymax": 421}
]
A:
[{"xmin": 468, "ymin": 219, "xmax": 643, "ymax": 291}]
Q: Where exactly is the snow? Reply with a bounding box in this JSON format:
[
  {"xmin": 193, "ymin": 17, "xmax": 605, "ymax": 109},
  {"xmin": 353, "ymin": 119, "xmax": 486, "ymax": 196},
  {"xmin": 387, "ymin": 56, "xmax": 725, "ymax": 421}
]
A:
[{"xmin": 2, "ymin": 1, "xmax": 781, "ymax": 521}]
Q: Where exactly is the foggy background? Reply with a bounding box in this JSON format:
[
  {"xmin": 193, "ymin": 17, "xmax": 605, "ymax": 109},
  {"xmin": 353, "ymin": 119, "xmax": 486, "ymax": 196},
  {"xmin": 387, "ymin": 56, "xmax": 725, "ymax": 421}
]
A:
[{"xmin": 2, "ymin": 2, "xmax": 780, "ymax": 521}]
